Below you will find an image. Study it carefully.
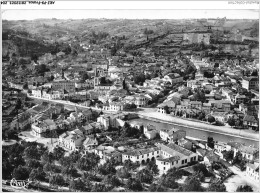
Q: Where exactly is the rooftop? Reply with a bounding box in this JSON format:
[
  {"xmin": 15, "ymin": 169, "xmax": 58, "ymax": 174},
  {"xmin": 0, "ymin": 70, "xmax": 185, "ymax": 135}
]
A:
[
  {"xmin": 156, "ymin": 143, "xmax": 194, "ymax": 157},
  {"xmin": 123, "ymin": 147, "xmax": 160, "ymax": 156}
]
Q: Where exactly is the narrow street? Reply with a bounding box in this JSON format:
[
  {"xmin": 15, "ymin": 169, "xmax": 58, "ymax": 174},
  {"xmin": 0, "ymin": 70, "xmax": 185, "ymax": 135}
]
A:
[{"xmin": 224, "ymin": 165, "xmax": 259, "ymax": 192}]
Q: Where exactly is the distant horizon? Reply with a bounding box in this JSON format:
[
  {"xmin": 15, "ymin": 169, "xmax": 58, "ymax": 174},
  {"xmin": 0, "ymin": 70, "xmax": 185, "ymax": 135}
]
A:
[{"xmin": 2, "ymin": 10, "xmax": 259, "ymax": 20}]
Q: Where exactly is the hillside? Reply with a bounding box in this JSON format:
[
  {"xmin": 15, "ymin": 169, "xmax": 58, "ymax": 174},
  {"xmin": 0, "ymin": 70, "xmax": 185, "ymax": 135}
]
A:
[{"xmin": 2, "ymin": 18, "xmax": 258, "ymax": 59}]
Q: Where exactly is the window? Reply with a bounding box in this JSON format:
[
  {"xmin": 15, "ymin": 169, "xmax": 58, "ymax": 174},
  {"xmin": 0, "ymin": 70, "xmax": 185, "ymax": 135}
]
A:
[
  {"xmin": 137, "ymin": 156, "xmax": 139, "ymax": 159},
  {"xmin": 164, "ymin": 162, "xmax": 165, "ymax": 165},
  {"xmin": 194, "ymin": 156, "xmax": 196, "ymax": 161},
  {"xmin": 185, "ymin": 159, "xmax": 187, "ymax": 163},
  {"xmin": 176, "ymin": 160, "xmax": 178, "ymax": 164},
  {"xmin": 164, "ymin": 167, "xmax": 165, "ymax": 170},
  {"xmin": 182, "ymin": 160, "xmax": 184, "ymax": 164}
]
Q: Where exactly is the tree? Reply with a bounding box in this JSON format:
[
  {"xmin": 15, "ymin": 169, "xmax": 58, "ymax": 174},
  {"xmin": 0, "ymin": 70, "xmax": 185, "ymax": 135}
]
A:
[
  {"xmin": 146, "ymin": 161, "xmax": 159, "ymax": 175},
  {"xmin": 61, "ymin": 165, "xmax": 79, "ymax": 179},
  {"xmin": 23, "ymin": 83, "xmax": 28, "ymax": 90},
  {"xmin": 26, "ymin": 159, "xmax": 42, "ymax": 169},
  {"xmin": 116, "ymin": 167, "xmax": 131, "ymax": 179},
  {"xmin": 193, "ymin": 163, "xmax": 209, "ymax": 177},
  {"xmin": 41, "ymin": 151, "xmax": 54, "ymax": 164},
  {"xmin": 43, "ymin": 162, "xmax": 54, "ymax": 175},
  {"xmin": 222, "ymin": 150, "xmax": 234, "ymax": 162},
  {"xmin": 148, "ymin": 183, "xmax": 165, "ymax": 192},
  {"xmin": 69, "ymin": 178, "xmax": 90, "ymax": 192},
  {"xmin": 24, "ymin": 146, "xmax": 41, "ymax": 160},
  {"xmin": 207, "ymin": 179, "xmax": 226, "ymax": 192},
  {"xmin": 2, "ymin": 159, "xmax": 14, "ymax": 179},
  {"xmin": 207, "ymin": 137, "xmax": 214, "ymax": 149},
  {"xmin": 236, "ymin": 185, "xmax": 253, "ymax": 192},
  {"xmin": 53, "ymin": 147, "xmax": 65, "ymax": 161},
  {"xmin": 91, "ymin": 183, "xmax": 109, "ymax": 192},
  {"xmin": 29, "ymin": 167, "xmax": 46, "ymax": 181},
  {"xmin": 208, "ymin": 115, "xmax": 215, "ymax": 123},
  {"xmin": 136, "ymin": 168, "xmax": 153, "ymax": 184},
  {"xmin": 100, "ymin": 77, "xmax": 107, "ymax": 84},
  {"xmin": 98, "ymin": 161, "xmax": 116, "ymax": 175},
  {"xmin": 163, "ymin": 105, "xmax": 170, "ymax": 114},
  {"xmin": 227, "ymin": 117, "xmax": 236, "ymax": 127},
  {"xmin": 69, "ymin": 151, "xmax": 81, "ymax": 163},
  {"xmin": 12, "ymin": 165, "xmax": 30, "ymax": 180},
  {"xmin": 133, "ymin": 73, "xmax": 146, "ymax": 85},
  {"xmin": 182, "ymin": 173, "xmax": 203, "ymax": 192},
  {"xmin": 49, "ymin": 174, "xmax": 65, "ymax": 189},
  {"xmin": 233, "ymin": 151, "xmax": 246, "ymax": 171},
  {"xmin": 76, "ymin": 153, "xmax": 100, "ymax": 172},
  {"xmin": 102, "ymin": 174, "xmax": 121, "ymax": 187},
  {"xmin": 125, "ymin": 178, "xmax": 143, "ymax": 191},
  {"xmin": 160, "ymin": 173, "xmax": 179, "ymax": 189}
]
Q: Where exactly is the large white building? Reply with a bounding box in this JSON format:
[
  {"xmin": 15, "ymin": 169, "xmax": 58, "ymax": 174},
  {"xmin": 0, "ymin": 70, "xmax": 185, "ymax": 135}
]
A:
[
  {"xmin": 122, "ymin": 147, "xmax": 160, "ymax": 164},
  {"xmin": 155, "ymin": 143, "xmax": 198, "ymax": 173}
]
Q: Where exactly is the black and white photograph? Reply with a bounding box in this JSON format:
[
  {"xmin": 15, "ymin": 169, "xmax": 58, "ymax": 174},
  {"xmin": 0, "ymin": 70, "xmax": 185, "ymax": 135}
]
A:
[{"xmin": 1, "ymin": 1, "xmax": 259, "ymax": 192}]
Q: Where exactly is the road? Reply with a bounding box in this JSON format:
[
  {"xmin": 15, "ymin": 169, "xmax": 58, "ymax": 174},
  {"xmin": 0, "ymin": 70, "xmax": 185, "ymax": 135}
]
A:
[{"xmin": 224, "ymin": 165, "xmax": 259, "ymax": 192}]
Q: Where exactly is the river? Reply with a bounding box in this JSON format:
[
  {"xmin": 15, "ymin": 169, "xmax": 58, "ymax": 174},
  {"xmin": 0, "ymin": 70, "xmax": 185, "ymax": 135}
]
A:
[{"xmin": 130, "ymin": 118, "xmax": 259, "ymax": 147}]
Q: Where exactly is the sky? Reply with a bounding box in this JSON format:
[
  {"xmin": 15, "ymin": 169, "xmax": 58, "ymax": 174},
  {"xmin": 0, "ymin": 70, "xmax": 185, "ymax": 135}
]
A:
[{"xmin": 2, "ymin": 9, "xmax": 259, "ymax": 20}]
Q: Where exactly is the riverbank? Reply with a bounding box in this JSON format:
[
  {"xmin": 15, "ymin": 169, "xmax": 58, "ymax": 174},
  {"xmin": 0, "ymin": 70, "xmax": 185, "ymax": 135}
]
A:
[{"xmin": 138, "ymin": 112, "xmax": 259, "ymax": 143}]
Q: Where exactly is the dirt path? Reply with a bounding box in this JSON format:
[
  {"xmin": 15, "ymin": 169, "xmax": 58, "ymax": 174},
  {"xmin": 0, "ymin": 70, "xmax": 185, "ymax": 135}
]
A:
[{"xmin": 224, "ymin": 166, "xmax": 259, "ymax": 192}]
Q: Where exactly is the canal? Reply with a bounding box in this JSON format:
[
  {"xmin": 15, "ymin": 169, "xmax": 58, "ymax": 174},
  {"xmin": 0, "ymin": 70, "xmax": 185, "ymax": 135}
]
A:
[{"xmin": 130, "ymin": 118, "xmax": 259, "ymax": 147}]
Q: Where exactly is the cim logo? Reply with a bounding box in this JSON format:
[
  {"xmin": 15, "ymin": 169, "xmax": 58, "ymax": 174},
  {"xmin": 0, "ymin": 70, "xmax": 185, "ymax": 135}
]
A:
[{"xmin": 10, "ymin": 178, "xmax": 32, "ymax": 189}]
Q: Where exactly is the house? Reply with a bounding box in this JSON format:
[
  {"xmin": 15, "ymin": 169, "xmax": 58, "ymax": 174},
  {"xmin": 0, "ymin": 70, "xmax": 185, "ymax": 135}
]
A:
[
  {"xmin": 214, "ymin": 141, "xmax": 227, "ymax": 158},
  {"xmin": 52, "ymin": 81, "xmax": 75, "ymax": 92},
  {"xmin": 242, "ymin": 76, "xmax": 259, "ymax": 90},
  {"xmin": 246, "ymin": 162, "xmax": 259, "ymax": 182},
  {"xmin": 83, "ymin": 136, "xmax": 98, "ymax": 152},
  {"xmin": 196, "ymin": 149, "xmax": 220, "ymax": 166},
  {"xmin": 155, "ymin": 143, "xmax": 199, "ymax": 173},
  {"xmin": 187, "ymin": 80, "xmax": 197, "ymax": 88},
  {"xmin": 163, "ymin": 73, "xmax": 183, "ymax": 84},
  {"xmin": 97, "ymin": 115, "xmax": 110, "ymax": 130},
  {"xmin": 202, "ymin": 103, "xmax": 211, "ymax": 114},
  {"xmin": 97, "ymin": 114, "xmax": 125, "ymax": 130},
  {"xmin": 134, "ymin": 94, "xmax": 150, "ymax": 108},
  {"xmin": 189, "ymin": 101, "xmax": 202, "ymax": 110},
  {"xmin": 109, "ymin": 102, "xmax": 125, "ymax": 111},
  {"xmin": 81, "ymin": 124, "xmax": 95, "ymax": 135},
  {"xmin": 157, "ymin": 101, "xmax": 176, "ymax": 114},
  {"xmin": 227, "ymin": 142, "xmax": 259, "ymax": 161},
  {"xmin": 58, "ymin": 130, "xmax": 85, "ymax": 151},
  {"xmin": 143, "ymin": 124, "xmax": 158, "ymax": 139},
  {"xmin": 31, "ymin": 119, "xmax": 57, "ymax": 137},
  {"xmin": 243, "ymin": 115, "xmax": 258, "ymax": 130},
  {"xmin": 94, "ymin": 145, "xmax": 122, "ymax": 163},
  {"xmin": 10, "ymin": 113, "xmax": 31, "ymax": 130},
  {"xmin": 210, "ymin": 112, "xmax": 228, "ymax": 123},
  {"xmin": 235, "ymin": 145, "xmax": 259, "ymax": 161},
  {"xmin": 31, "ymin": 89, "xmax": 42, "ymax": 98},
  {"xmin": 209, "ymin": 100, "xmax": 231, "ymax": 111},
  {"xmin": 69, "ymin": 111, "xmax": 86, "ymax": 122},
  {"xmin": 122, "ymin": 147, "xmax": 160, "ymax": 164},
  {"xmin": 234, "ymin": 94, "xmax": 247, "ymax": 104},
  {"xmin": 159, "ymin": 128, "xmax": 186, "ymax": 142}
]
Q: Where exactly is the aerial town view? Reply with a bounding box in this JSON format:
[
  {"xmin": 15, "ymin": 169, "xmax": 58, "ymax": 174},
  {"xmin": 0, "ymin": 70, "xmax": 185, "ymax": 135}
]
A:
[{"xmin": 2, "ymin": 7, "xmax": 259, "ymax": 192}]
